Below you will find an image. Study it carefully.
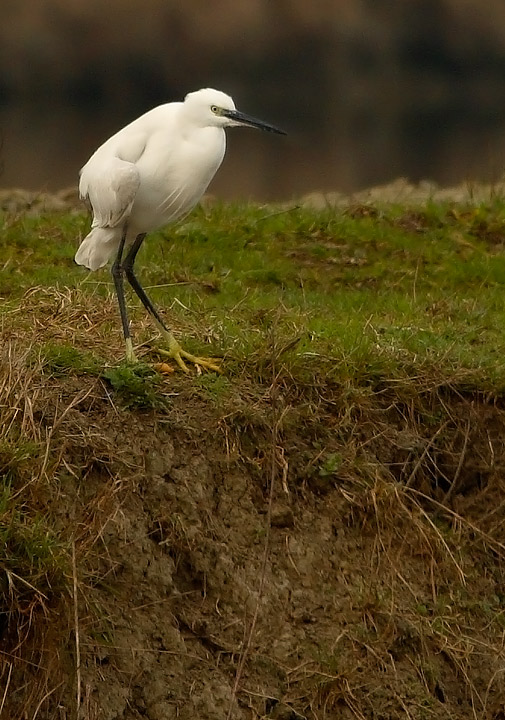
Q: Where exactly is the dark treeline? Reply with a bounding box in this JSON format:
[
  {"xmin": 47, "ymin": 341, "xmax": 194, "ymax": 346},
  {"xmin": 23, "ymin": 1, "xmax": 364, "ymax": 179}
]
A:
[
  {"xmin": 2, "ymin": 0, "xmax": 505, "ymax": 196},
  {"xmin": 2, "ymin": 1, "xmax": 505, "ymax": 117}
]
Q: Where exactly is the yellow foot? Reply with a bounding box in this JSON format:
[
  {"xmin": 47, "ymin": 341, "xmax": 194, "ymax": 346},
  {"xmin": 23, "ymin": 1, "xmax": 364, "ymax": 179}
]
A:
[{"xmin": 155, "ymin": 336, "xmax": 222, "ymax": 374}]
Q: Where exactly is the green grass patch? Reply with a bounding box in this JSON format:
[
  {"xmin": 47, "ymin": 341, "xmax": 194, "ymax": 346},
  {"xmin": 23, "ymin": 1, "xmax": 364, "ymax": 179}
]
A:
[
  {"xmin": 0, "ymin": 477, "xmax": 67, "ymax": 612},
  {"xmin": 3, "ymin": 199, "xmax": 505, "ymax": 392},
  {"xmin": 103, "ymin": 363, "xmax": 169, "ymax": 409},
  {"xmin": 39, "ymin": 342, "xmax": 103, "ymax": 376}
]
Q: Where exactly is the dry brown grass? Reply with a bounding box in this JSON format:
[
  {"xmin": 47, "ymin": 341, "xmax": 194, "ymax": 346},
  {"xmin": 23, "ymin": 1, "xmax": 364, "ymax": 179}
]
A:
[
  {"xmin": 2, "ymin": 286, "xmax": 505, "ymax": 719},
  {"xmin": 0, "ymin": 342, "xmax": 68, "ymax": 718}
]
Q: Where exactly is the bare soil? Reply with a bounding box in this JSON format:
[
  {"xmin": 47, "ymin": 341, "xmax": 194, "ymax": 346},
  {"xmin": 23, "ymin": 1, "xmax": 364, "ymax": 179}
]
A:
[{"xmin": 3, "ymin": 363, "xmax": 505, "ymax": 720}]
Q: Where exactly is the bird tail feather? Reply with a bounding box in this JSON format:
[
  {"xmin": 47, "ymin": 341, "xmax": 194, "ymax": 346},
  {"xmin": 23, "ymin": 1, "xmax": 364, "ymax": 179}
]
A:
[{"xmin": 75, "ymin": 227, "xmax": 121, "ymax": 270}]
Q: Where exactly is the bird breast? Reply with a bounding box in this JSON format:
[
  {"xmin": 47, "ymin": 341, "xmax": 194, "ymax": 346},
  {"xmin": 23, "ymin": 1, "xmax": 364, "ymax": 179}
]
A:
[{"xmin": 131, "ymin": 126, "xmax": 226, "ymax": 232}]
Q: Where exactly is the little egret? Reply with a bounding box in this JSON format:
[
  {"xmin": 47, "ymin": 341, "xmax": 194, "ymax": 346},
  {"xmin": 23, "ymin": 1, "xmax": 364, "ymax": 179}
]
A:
[{"xmin": 75, "ymin": 88, "xmax": 286, "ymax": 371}]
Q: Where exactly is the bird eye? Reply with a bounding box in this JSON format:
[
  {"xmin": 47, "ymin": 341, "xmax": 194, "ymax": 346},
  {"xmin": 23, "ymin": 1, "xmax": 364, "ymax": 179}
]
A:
[{"xmin": 211, "ymin": 105, "xmax": 219, "ymax": 114}]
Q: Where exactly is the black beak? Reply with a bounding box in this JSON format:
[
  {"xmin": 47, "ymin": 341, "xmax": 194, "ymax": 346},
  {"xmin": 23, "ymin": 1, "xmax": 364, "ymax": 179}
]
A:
[{"xmin": 224, "ymin": 108, "xmax": 287, "ymax": 135}]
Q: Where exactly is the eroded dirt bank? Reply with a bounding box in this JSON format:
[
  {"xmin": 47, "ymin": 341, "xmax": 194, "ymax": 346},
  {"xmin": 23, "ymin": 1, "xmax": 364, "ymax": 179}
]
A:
[{"xmin": 3, "ymin": 361, "xmax": 505, "ymax": 720}]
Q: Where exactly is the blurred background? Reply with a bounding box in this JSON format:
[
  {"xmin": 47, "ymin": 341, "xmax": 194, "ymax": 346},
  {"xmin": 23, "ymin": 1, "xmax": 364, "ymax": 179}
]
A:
[{"xmin": 2, "ymin": 0, "xmax": 505, "ymax": 201}]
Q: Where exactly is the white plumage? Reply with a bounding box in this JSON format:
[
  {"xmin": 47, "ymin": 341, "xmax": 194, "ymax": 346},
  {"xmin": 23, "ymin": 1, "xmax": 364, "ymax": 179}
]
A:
[
  {"xmin": 75, "ymin": 87, "xmax": 285, "ymax": 370},
  {"xmin": 76, "ymin": 89, "xmax": 233, "ymax": 270}
]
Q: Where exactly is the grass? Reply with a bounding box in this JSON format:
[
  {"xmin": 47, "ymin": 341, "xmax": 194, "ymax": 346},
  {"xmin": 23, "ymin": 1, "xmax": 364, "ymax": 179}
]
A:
[
  {"xmin": 103, "ymin": 363, "xmax": 169, "ymax": 409},
  {"xmin": 0, "ymin": 353, "xmax": 70, "ymax": 719},
  {"xmin": 3, "ymin": 199, "xmax": 505, "ymax": 391},
  {"xmin": 39, "ymin": 342, "xmax": 103, "ymax": 376},
  {"xmin": 0, "ymin": 481, "xmax": 65, "ymax": 603},
  {"xmin": 0, "ymin": 351, "xmax": 67, "ymax": 581},
  {"xmin": 2, "ymin": 195, "xmax": 505, "ymax": 718}
]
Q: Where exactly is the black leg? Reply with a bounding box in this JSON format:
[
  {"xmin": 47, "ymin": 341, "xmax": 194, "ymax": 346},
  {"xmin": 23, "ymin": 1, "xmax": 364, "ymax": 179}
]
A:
[
  {"xmin": 111, "ymin": 225, "xmax": 136, "ymax": 360},
  {"xmin": 123, "ymin": 233, "xmax": 172, "ymax": 333},
  {"xmin": 121, "ymin": 232, "xmax": 221, "ymax": 373},
  {"xmin": 111, "ymin": 226, "xmax": 130, "ymax": 340}
]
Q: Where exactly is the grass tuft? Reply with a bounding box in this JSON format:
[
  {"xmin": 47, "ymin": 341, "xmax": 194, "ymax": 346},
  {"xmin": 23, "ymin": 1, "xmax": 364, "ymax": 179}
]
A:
[
  {"xmin": 39, "ymin": 342, "xmax": 103, "ymax": 376},
  {"xmin": 0, "ymin": 482, "xmax": 66, "ymax": 604},
  {"xmin": 103, "ymin": 363, "xmax": 169, "ymax": 409}
]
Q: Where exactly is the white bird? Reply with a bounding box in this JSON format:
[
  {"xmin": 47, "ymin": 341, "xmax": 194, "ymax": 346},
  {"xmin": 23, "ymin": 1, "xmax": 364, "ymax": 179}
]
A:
[{"xmin": 75, "ymin": 87, "xmax": 285, "ymax": 372}]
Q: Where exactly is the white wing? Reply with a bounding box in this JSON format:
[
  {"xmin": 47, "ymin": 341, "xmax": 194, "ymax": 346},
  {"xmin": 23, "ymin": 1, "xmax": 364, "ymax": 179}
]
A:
[{"xmin": 79, "ymin": 132, "xmax": 146, "ymax": 228}]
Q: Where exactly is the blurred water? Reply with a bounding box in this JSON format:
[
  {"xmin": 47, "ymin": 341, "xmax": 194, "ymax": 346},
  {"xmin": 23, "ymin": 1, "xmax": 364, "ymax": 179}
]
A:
[{"xmin": 1, "ymin": 102, "xmax": 505, "ymax": 200}]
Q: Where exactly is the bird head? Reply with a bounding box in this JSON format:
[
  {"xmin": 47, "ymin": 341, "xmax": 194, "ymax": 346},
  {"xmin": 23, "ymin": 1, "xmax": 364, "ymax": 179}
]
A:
[{"xmin": 184, "ymin": 88, "xmax": 286, "ymax": 135}]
